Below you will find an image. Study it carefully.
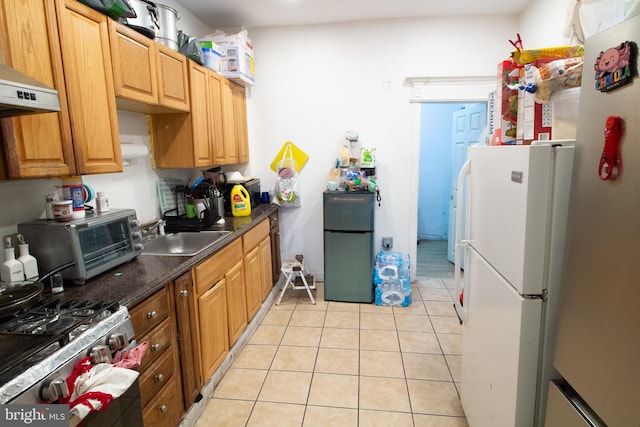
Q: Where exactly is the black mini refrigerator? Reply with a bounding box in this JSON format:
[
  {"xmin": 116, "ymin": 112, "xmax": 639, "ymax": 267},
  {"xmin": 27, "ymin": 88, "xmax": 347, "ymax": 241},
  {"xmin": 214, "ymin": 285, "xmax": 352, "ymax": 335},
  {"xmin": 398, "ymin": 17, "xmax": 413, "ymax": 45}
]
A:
[{"xmin": 323, "ymin": 191, "xmax": 374, "ymax": 302}]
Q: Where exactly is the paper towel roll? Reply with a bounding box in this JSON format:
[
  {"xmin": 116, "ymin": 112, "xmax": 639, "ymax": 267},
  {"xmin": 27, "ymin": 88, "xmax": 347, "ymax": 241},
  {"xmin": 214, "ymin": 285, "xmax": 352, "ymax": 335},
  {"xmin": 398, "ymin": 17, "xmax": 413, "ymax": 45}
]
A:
[{"xmin": 120, "ymin": 143, "xmax": 150, "ymax": 160}]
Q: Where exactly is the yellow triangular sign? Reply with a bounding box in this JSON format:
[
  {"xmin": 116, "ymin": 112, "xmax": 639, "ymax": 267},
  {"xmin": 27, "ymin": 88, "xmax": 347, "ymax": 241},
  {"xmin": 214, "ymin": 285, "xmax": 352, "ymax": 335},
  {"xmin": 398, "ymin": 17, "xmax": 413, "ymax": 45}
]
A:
[{"xmin": 270, "ymin": 141, "xmax": 309, "ymax": 173}]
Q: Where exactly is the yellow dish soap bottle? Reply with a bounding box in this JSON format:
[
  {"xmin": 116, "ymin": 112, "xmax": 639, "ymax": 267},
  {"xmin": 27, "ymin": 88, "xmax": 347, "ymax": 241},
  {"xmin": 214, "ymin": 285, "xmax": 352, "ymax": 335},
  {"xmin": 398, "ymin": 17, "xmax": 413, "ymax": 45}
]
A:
[{"xmin": 230, "ymin": 185, "xmax": 251, "ymax": 217}]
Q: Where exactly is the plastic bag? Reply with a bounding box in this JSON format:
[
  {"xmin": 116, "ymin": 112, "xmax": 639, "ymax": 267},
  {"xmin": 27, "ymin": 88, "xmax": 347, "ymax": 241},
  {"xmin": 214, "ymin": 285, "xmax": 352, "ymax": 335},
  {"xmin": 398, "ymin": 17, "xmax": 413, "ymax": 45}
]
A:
[
  {"xmin": 178, "ymin": 31, "xmax": 204, "ymax": 65},
  {"xmin": 274, "ymin": 144, "xmax": 301, "ymax": 207},
  {"xmin": 533, "ymin": 57, "xmax": 583, "ymax": 103}
]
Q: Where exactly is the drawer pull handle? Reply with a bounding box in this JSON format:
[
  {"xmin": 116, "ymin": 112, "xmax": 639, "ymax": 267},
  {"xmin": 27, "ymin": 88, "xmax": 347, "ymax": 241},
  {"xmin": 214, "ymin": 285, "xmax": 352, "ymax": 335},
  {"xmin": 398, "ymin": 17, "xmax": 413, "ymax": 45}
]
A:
[
  {"xmin": 154, "ymin": 374, "xmax": 165, "ymax": 383},
  {"xmin": 180, "ymin": 290, "xmax": 188, "ymax": 297},
  {"xmin": 159, "ymin": 405, "xmax": 167, "ymax": 413},
  {"xmin": 147, "ymin": 310, "xmax": 157, "ymax": 319},
  {"xmin": 151, "ymin": 343, "xmax": 162, "ymax": 352}
]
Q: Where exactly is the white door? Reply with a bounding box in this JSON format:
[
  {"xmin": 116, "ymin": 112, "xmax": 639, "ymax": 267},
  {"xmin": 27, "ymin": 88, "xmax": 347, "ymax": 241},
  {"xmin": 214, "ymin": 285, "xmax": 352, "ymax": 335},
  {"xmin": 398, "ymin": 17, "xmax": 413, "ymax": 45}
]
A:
[
  {"xmin": 447, "ymin": 103, "xmax": 486, "ymax": 263},
  {"xmin": 460, "ymin": 248, "xmax": 542, "ymax": 427}
]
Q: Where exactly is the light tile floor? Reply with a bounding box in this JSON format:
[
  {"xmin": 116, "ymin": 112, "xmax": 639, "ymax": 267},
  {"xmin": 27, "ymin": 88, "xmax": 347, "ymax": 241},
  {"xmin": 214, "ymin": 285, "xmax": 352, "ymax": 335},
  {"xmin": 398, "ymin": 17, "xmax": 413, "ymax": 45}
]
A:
[{"xmin": 195, "ymin": 276, "xmax": 468, "ymax": 427}]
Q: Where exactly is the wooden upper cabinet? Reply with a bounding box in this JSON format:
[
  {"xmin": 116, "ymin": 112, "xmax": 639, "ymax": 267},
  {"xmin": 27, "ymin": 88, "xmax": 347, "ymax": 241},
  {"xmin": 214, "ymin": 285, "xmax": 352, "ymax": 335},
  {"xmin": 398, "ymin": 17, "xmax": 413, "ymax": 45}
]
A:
[
  {"xmin": 190, "ymin": 63, "xmax": 214, "ymax": 167},
  {"xmin": 109, "ymin": 20, "xmax": 158, "ymax": 106},
  {"xmin": 208, "ymin": 72, "xmax": 226, "ymax": 166},
  {"xmin": 156, "ymin": 44, "xmax": 190, "ymax": 112},
  {"xmin": 220, "ymin": 79, "xmax": 238, "ymax": 164},
  {"xmin": 55, "ymin": 0, "xmax": 122, "ymax": 175},
  {"xmin": 0, "ymin": 0, "xmax": 75, "ymax": 179},
  {"xmin": 109, "ymin": 20, "xmax": 189, "ymax": 113},
  {"xmin": 152, "ymin": 62, "xmax": 212, "ymax": 168},
  {"xmin": 233, "ymin": 83, "xmax": 249, "ymax": 163}
]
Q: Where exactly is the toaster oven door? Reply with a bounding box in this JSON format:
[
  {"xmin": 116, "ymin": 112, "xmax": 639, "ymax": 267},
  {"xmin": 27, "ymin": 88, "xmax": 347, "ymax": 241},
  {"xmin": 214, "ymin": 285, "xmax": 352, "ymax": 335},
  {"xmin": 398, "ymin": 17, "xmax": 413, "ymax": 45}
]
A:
[{"xmin": 74, "ymin": 219, "xmax": 136, "ymax": 280}]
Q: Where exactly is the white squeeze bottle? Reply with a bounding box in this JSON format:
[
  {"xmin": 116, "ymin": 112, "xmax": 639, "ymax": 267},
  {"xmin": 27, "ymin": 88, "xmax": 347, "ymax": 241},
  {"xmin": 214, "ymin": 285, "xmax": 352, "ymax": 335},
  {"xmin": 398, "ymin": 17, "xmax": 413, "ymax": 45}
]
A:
[
  {"xmin": 1, "ymin": 237, "xmax": 25, "ymax": 283},
  {"xmin": 17, "ymin": 234, "xmax": 38, "ymax": 281}
]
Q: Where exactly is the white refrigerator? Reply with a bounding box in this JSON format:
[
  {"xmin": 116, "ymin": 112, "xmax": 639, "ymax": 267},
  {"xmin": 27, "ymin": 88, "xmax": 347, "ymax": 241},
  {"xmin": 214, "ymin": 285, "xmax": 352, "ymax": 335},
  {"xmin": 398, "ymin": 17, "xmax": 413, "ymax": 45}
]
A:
[{"xmin": 454, "ymin": 142, "xmax": 575, "ymax": 426}]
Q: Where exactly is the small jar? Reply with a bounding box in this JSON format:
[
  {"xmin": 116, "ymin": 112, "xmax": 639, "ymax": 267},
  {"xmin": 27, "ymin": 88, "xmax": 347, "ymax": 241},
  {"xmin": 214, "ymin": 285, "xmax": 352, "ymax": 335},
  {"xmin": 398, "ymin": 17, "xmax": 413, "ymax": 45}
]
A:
[
  {"xmin": 52, "ymin": 200, "xmax": 73, "ymax": 222},
  {"xmin": 96, "ymin": 192, "xmax": 109, "ymax": 213}
]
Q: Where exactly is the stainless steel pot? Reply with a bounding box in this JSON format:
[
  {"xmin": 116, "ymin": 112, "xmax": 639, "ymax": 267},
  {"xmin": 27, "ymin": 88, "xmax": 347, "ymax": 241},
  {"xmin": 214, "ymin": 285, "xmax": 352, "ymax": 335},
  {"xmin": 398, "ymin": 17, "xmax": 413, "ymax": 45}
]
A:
[
  {"xmin": 156, "ymin": 3, "xmax": 179, "ymax": 51},
  {"xmin": 123, "ymin": 0, "xmax": 159, "ymax": 39}
]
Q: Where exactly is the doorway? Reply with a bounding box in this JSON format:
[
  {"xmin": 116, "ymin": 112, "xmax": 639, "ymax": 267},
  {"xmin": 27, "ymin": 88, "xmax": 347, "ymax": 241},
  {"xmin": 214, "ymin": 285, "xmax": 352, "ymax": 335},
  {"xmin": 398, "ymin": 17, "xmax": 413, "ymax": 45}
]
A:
[{"xmin": 416, "ymin": 101, "xmax": 487, "ymax": 276}]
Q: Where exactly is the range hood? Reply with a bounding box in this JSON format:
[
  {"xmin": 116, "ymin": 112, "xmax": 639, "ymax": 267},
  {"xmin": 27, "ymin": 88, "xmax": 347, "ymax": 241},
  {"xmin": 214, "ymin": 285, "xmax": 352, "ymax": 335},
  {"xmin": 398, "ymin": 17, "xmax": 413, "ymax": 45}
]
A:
[{"xmin": 0, "ymin": 64, "xmax": 61, "ymax": 118}]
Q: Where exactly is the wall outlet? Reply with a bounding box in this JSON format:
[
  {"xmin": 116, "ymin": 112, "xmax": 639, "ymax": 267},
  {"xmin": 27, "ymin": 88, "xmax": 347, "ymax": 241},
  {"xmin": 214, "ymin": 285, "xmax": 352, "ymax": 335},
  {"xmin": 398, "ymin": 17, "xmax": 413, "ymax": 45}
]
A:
[{"xmin": 382, "ymin": 237, "xmax": 393, "ymax": 251}]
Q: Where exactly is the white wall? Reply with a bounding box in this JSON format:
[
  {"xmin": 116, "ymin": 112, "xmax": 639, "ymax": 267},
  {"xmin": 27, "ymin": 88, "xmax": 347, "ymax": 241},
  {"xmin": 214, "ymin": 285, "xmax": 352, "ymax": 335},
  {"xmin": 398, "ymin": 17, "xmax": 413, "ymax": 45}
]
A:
[
  {"xmin": 0, "ymin": 3, "xmax": 571, "ymax": 275},
  {"xmin": 247, "ymin": 16, "xmax": 519, "ymax": 278},
  {"xmin": 519, "ymin": 0, "xmax": 572, "ymax": 46}
]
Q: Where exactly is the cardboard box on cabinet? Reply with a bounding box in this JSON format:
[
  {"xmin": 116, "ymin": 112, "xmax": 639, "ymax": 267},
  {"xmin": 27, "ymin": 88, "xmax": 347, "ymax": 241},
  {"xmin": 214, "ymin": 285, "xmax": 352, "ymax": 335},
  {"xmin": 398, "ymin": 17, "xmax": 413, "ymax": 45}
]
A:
[{"xmin": 206, "ymin": 30, "xmax": 255, "ymax": 87}]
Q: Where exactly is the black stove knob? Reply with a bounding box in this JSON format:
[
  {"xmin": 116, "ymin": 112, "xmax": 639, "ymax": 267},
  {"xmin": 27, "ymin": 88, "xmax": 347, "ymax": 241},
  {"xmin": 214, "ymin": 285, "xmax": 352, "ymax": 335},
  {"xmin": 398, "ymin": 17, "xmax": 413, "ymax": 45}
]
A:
[
  {"xmin": 89, "ymin": 345, "xmax": 112, "ymax": 364},
  {"xmin": 41, "ymin": 378, "xmax": 70, "ymax": 402},
  {"xmin": 107, "ymin": 332, "xmax": 128, "ymax": 351}
]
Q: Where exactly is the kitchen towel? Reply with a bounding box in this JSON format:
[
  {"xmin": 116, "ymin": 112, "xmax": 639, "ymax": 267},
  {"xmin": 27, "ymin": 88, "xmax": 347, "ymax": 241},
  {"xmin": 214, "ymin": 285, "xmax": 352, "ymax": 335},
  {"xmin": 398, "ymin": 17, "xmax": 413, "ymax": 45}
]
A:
[{"xmin": 61, "ymin": 356, "xmax": 139, "ymax": 427}]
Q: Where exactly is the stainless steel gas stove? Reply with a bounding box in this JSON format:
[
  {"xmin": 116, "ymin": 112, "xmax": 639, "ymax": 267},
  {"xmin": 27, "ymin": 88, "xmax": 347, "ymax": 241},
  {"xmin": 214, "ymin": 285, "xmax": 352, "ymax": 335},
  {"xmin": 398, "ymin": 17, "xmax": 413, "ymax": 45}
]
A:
[{"xmin": 0, "ymin": 299, "xmax": 136, "ymax": 406}]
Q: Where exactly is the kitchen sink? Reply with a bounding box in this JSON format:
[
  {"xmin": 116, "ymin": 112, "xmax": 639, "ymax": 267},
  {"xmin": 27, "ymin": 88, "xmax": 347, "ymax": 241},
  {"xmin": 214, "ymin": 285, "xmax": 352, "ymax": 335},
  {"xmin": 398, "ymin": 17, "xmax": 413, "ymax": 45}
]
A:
[{"xmin": 140, "ymin": 231, "xmax": 232, "ymax": 256}]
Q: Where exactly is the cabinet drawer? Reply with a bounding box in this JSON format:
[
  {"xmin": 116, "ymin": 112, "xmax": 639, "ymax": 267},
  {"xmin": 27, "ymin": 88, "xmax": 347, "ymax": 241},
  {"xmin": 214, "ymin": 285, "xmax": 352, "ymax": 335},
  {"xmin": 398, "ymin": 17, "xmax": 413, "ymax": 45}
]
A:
[
  {"xmin": 194, "ymin": 239, "xmax": 242, "ymax": 295},
  {"xmin": 130, "ymin": 287, "xmax": 170, "ymax": 338},
  {"xmin": 138, "ymin": 317, "xmax": 172, "ymax": 370},
  {"xmin": 242, "ymin": 219, "xmax": 269, "ymax": 253},
  {"xmin": 142, "ymin": 375, "xmax": 183, "ymax": 427},
  {"xmin": 139, "ymin": 347, "xmax": 175, "ymax": 408}
]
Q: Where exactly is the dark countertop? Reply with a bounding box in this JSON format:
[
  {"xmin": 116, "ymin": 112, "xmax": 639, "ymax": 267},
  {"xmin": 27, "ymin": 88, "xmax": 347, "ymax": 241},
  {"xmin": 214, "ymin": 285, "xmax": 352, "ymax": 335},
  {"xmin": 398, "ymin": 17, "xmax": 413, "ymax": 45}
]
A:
[{"xmin": 53, "ymin": 204, "xmax": 278, "ymax": 309}]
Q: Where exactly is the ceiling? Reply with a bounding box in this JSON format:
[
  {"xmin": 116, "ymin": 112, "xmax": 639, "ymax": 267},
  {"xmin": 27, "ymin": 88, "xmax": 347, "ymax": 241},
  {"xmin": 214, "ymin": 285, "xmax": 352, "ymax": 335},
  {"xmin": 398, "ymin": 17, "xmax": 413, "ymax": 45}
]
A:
[{"xmin": 175, "ymin": 0, "xmax": 533, "ymax": 30}]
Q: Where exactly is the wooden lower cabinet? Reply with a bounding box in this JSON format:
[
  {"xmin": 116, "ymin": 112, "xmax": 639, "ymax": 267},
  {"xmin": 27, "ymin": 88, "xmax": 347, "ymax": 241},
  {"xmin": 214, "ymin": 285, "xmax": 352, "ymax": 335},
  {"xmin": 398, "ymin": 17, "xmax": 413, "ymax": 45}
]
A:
[
  {"xmin": 138, "ymin": 345, "xmax": 175, "ymax": 408},
  {"xmin": 128, "ymin": 221, "xmax": 280, "ymax": 425},
  {"xmin": 225, "ymin": 260, "xmax": 247, "ymax": 347},
  {"xmin": 244, "ymin": 245, "xmax": 262, "ymax": 320},
  {"xmin": 130, "ymin": 286, "xmax": 183, "ymax": 427},
  {"xmin": 243, "ymin": 219, "xmax": 274, "ymax": 318},
  {"xmin": 142, "ymin": 375, "xmax": 184, "ymax": 427},
  {"xmin": 172, "ymin": 272, "xmax": 202, "ymax": 407},
  {"xmin": 197, "ymin": 279, "xmax": 229, "ymax": 382},
  {"xmin": 259, "ymin": 237, "xmax": 274, "ymax": 299}
]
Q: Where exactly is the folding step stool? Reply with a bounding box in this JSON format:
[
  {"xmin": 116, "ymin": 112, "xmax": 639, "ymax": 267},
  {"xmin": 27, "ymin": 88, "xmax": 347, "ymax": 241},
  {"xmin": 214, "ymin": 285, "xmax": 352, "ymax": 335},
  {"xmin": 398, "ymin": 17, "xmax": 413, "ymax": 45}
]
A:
[{"xmin": 276, "ymin": 254, "xmax": 316, "ymax": 305}]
